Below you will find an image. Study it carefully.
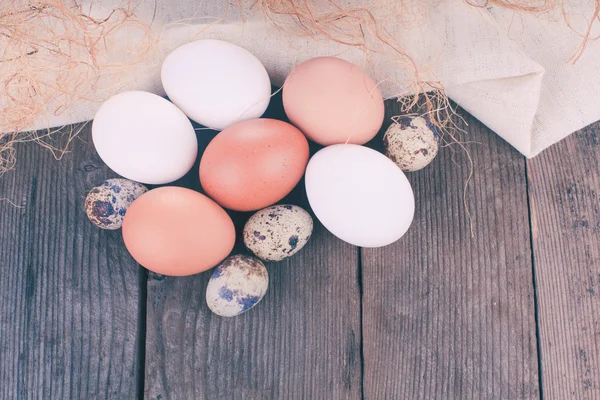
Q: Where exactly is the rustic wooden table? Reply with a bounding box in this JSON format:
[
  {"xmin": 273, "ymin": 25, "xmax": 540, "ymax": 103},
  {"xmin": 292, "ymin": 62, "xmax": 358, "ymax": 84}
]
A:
[{"xmin": 0, "ymin": 94, "xmax": 598, "ymax": 400}]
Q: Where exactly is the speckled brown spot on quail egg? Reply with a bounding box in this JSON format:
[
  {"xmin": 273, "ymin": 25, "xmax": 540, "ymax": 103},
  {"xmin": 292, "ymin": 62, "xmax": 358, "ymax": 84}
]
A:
[
  {"xmin": 243, "ymin": 204, "xmax": 313, "ymax": 262},
  {"xmin": 383, "ymin": 116, "xmax": 440, "ymax": 172},
  {"xmin": 85, "ymin": 178, "xmax": 148, "ymax": 230}
]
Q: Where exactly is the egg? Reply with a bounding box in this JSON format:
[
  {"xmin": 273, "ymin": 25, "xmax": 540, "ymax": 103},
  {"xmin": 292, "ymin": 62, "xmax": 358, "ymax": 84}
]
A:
[
  {"xmin": 282, "ymin": 57, "xmax": 384, "ymax": 146},
  {"xmin": 383, "ymin": 116, "xmax": 440, "ymax": 171},
  {"xmin": 199, "ymin": 118, "xmax": 309, "ymax": 211},
  {"xmin": 305, "ymin": 144, "xmax": 415, "ymax": 247},
  {"xmin": 244, "ymin": 205, "xmax": 313, "ymax": 261},
  {"xmin": 92, "ymin": 91, "xmax": 198, "ymax": 184},
  {"xmin": 206, "ymin": 255, "xmax": 269, "ymax": 317},
  {"xmin": 122, "ymin": 187, "xmax": 235, "ymax": 276},
  {"xmin": 84, "ymin": 178, "xmax": 148, "ymax": 230},
  {"xmin": 161, "ymin": 39, "xmax": 271, "ymax": 130}
]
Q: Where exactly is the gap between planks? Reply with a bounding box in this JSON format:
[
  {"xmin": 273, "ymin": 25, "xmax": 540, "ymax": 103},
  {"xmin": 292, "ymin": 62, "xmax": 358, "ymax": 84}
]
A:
[
  {"xmin": 358, "ymin": 247, "xmax": 365, "ymax": 400},
  {"xmin": 137, "ymin": 268, "xmax": 148, "ymax": 400},
  {"xmin": 524, "ymin": 157, "xmax": 544, "ymax": 400}
]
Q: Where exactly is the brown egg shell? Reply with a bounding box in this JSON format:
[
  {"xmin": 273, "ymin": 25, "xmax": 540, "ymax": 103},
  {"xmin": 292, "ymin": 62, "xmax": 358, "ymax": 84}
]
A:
[
  {"xmin": 122, "ymin": 186, "xmax": 236, "ymax": 276},
  {"xmin": 283, "ymin": 56, "xmax": 384, "ymax": 146},
  {"xmin": 199, "ymin": 118, "xmax": 309, "ymax": 211}
]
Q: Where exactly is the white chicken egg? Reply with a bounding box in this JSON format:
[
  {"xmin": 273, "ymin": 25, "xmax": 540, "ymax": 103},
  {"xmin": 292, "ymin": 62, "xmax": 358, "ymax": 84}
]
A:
[
  {"xmin": 305, "ymin": 144, "xmax": 415, "ymax": 247},
  {"xmin": 92, "ymin": 91, "xmax": 198, "ymax": 185},
  {"xmin": 161, "ymin": 39, "xmax": 271, "ymax": 130}
]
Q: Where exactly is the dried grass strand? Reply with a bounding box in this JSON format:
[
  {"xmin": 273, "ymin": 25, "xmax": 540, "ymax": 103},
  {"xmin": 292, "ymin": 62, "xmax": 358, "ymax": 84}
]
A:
[{"xmin": 0, "ymin": 0, "xmax": 157, "ymax": 175}]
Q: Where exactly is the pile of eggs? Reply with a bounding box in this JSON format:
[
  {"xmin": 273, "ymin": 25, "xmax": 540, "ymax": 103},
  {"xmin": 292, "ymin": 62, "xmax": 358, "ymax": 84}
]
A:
[{"xmin": 86, "ymin": 39, "xmax": 440, "ymax": 317}]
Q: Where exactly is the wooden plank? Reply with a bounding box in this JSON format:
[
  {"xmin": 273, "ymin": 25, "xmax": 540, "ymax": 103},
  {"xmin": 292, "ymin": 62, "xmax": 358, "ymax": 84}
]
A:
[
  {"xmin": 144, "ymin": 95, "xmax": 362, "ymax": 399},
  {"xmin": 527, "ymin": 123, "xmax": 600, "ymax": 399},
  {"xmin": 0, "ymin": 126, "xmax": 141, "ymax": 398},
  {"xmin": 144, "ymin": 223, "xmax": 361, "ymax": 399},
  {"xmin": 361, "ymin": 103, "xmax": 540, "ymax": 399}
]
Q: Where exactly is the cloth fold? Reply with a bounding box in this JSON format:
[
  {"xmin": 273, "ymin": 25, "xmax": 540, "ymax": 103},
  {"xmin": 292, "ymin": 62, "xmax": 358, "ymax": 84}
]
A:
[{"xmin": 20, "ymin": 0, "xmax": 600, "ymax": 157}]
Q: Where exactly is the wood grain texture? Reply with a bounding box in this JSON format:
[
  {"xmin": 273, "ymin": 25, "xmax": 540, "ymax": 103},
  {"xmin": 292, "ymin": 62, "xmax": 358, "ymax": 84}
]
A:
[
  {"xmin": 144, "ymin": 93, "xmax": 362, "ymax": 400},
  {"xmin": 527, "ymin": 123, "xmax": 600, "ymax": 399},
  {"xmin": 361, "ymin": 103, "xmax": 540, "ymax": 399},
  {"xmin": 0, "ymin": 126, "xmax": 141, "ymax": 399},
  {"xmin": 144, "ymin": 224, "xmax": 361, "ymax": 400}
]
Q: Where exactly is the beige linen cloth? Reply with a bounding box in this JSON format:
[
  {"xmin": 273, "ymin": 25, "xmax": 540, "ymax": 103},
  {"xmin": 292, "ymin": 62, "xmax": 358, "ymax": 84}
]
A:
[{"xmin": 27, "ymin": 0, "xmax": 600, "ymax": 157}]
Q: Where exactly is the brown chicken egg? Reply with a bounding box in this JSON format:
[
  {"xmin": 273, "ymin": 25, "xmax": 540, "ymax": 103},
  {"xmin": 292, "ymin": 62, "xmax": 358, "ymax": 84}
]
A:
[
  {"xmin": 282, "ymin": 56, "xmax": 384, "ymax": 146},
  {"xmin": 122, "ymin": 187, "xmax": 235, "ymax": 276},
  {"xmin": 199, "ymin": 118, "xmax": 309, "ymax": 211}
]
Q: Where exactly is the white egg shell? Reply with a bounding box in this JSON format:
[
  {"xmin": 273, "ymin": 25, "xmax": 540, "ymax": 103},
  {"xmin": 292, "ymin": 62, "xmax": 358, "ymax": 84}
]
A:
[
  {"xmin": 206, "ymin": 255, "xmax": 269, "ymax": 317},
  {"xmin": 305, "ymin": 144, "xmax": 415, "ymax": 247},
  {"xmin": 384, "ymin": 116, "xmax": 440, "ymax": 172},
  {"xmin": 92, "ymin": 91, "xmax": 198, "ymax": 184},
  {"xmin": 161, "ymin": 39, "xmax": 271, "ymax": 130},
  {"xmin": 244, "ymin": 205, "xmax": 313, "ymax": 262}
]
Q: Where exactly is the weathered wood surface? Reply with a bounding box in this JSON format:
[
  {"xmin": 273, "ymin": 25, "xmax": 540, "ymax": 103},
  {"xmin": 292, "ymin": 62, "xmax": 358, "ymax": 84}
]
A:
[
  {"xmin": 361, "ymin": 103, "xmax": 540, "ymax": 399},
  {"xmin": 144, "ymin": 96, "xmax": 362, "ymax": 399},
  {"xmin": 2, "ymin": 97, "xmax": 600, "ymax": 400},
  {"xmin": 144, "ymin": 223, "xmax": 361, "ymax": 400},
  {"xmin": 527, "ymin": 123, "xmax": 600, "ymax": 400},
  {"xmin": 0, "ymin": 127, "xmax": 142, "ymax": 399}
]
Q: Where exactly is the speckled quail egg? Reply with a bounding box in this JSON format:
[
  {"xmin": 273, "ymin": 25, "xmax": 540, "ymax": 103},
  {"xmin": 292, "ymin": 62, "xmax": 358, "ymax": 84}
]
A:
[
  {"xmin": 206, "ymin": 255, "xmax": 269, "ymax": 317},
  {"xmin": 243, "ymin": 205, "xmax": 313, "ymax": 262},
  {"xmin": 85, "ymin": 178, "xmax": 148, "ymax": 229},
  {"xmin": 383, "ymin": 116, "xmax": 440, "ymax": 172}
]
